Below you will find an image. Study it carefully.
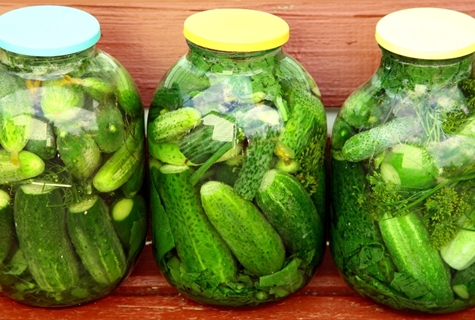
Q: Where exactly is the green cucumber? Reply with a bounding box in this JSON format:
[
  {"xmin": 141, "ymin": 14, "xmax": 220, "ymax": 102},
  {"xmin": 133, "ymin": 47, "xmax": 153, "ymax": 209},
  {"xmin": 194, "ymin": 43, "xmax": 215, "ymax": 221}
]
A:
[
  {"xmin": 67, "ymin": 195, "xmax": 126, "ymax": 285},
  {"xmin": 256, "ymin": 169, "xmax": 324, "ymax": 265},
  {"xmin": 157, "ymin": 165, "xmax": 236, "ymax": 282},
  {"xmin": 121, "ymin": 155, "xmax": 145, "ymax": 198},
  {"xmin": 14, "ymin": 186, "xmax": 80, "ymax": 292},
  {"xmin": 379, "ymin": 211, "xmax": 454, "ymax": 303},
  {"xmin": 279, "ymin": 84, "xmax": 326, "ymax": 157},
  {"xmin": 71, "ymin": 76, "xmax": 115, "ymax": 102},
  {"xmin": 25, "ymin": 116, "xmax": 57, "ymax": 160},
  {"xmin": 233, "ymin": 128, "xmax": 279, "ymax": 200},
  {"xmin": 148, "ymin": 140, "xmax": 192, "ymax": 166},
  {"xmin": 93, "ymin": 121, "xmax": 144, "ymax": 192},
  {"xmin": 0, "ymin": 74, "xmax": 34, "ymax": 164},
  {"xmin": 342, "ymin": 117, "xmax": 418, "ymax": 162},
  {"xmin": 380, "ymin": 144, "xmax": 438, "ymax": 189},
  {"xmin": 0, "ymin": 189, "xmax": 14, "ymax": 263},
  {"xmin": 56, "ymin": 127, "xmax": 102, "ymax": 180},
  {"xmin": 83, "ymin": 102, "xmax": 126, "ymax": 153},
  {"xmin": 200, "ymin": 181, "xmax": 286, "ymax": 276},
  {"xmin": 0, "ymin": 149, "xmax": 45, "ymax": 184},
  {"xmin": 40, "ymin": 78, "xmax": 85, "ymax": 123},
  {"xmin": 177, "ymin": 111, "xmax": 237, "ymax": 164},
  {"xmin": 440, "ymin": 211, "xmax": 475, "ymax": 271},
  {"xmin": 111, "ymin": 195, "xmax": 147, "ymax": 256},
  {"xmin": 149, "ymin": 159, "xmax": 175, "ymax": 262},
  {"xmin": 95, "ymin": 52, "xmax": 143, "ymax": 117},
  {"xmin": 148, "ymin": 107, "xmax": 202, "ymax": 144}
]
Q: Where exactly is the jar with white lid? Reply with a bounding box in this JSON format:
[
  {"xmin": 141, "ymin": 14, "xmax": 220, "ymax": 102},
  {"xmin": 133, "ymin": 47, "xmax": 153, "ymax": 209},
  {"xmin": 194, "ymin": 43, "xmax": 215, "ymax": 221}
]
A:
[
  {"xmin": 148, "ymin": 8, "xmax": 327, "ymax": 307},
  {"xmin": 0, "ymin": 5, "xmax": 146, "ymax": 307},
  {"xmin": 330, "ymin": 7, "xmax": 475, "ymax": 313}
]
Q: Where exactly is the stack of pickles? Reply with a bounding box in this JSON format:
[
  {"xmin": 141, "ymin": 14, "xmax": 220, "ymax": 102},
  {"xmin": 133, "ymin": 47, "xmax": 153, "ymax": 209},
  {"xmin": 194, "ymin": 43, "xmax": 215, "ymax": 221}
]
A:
[
  {"xmin": 147, "ymin": 9, "xmax": 328, "ymax": 307},
  {"xmin": 0, "ymin": 6, "xmax": 146, "ymax": 307}
]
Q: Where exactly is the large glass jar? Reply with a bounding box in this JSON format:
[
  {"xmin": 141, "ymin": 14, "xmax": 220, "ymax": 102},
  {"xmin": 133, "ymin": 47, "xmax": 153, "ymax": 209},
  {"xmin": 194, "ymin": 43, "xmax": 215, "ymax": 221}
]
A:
[
  {"xmin": 0, "ymin": 6, "xmax": 146, "ymax": 307},
  {"xmin": 148, "ymin": 8, "xmax": 327, "ymax": 307},
  {"xmin": 330, "ymin": 8, "xmax": 475, "ymax": 313}
]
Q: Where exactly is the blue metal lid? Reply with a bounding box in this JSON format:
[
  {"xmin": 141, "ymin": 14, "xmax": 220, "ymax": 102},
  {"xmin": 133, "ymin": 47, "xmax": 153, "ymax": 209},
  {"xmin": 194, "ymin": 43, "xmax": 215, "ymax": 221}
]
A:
[{"xmin": 0, "ymin": 5, "xmax": 100, "ymax": 56}]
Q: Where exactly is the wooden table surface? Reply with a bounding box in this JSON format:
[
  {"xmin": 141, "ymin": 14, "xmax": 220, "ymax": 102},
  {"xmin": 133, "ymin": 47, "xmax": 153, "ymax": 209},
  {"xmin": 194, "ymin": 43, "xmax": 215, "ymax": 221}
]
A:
[{"xmin": 1, "ymin": 244, "xmax": 474, "ymax": 320}]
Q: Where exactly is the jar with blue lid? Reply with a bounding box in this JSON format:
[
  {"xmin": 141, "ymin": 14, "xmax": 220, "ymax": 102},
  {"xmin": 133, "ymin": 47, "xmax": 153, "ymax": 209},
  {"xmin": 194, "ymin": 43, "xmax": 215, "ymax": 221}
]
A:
[{"xmin": 0, "ymin": 5, "xmax": 146, "ymax": 307}]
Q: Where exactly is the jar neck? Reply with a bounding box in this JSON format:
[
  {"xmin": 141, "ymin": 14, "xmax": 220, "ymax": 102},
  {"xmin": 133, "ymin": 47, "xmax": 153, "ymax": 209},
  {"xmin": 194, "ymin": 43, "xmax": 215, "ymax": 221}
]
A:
[
  {"xmin": 378, "ymin": 48, "xmax": 474, "ymax": 90},
  {"xmin": 0, "ymin": 46, "xmax": 97, "ymax": 80},
  {"xmin": 186, "ymin": 41, "xmax": 284, "ymax": 73}
]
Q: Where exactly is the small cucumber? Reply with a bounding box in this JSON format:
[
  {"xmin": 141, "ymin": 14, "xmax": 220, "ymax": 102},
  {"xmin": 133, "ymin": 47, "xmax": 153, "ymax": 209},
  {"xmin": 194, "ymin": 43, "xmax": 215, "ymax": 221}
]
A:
[
  {"xmin": 342, "ymin": 117, "xmax": 418, "ymax": 162},
  {"xmin": 233, "ymin": 128, "xmax": 279, "ymax": 200},
  {"xmin": 256, "ymin": 169, "xmax": 324, "ymax": 265},
  {"xmin": 14, "ymin": 186, "xmax": 80, "ymax": 292},
  {"xmin": 0, "ymin": 190, "xmax": 14, "ymax": 263},
  {"xmin": 177, "ymin": 111, "xmax": 237, "ymax": 164},
  {"xmin": 67, "ymin": 195, "xmax": 127, "ymax": 285},
  {"xmin": 56, "ymin": 126, "xmax": 102, "ymax": 180},
  {"xmin": 380, "ymin": 144, "xmax": 438, "ymax": 189},
  {"xmin": 111, "ymin": 195, "xmax": 147, "ymax": 257},
  {"xmin": 279, "ymin": 84, "xmax": 326, "ymax": 157},
  {"xmin": 440, "ymin": 211, "xmax": 475, "ymax": 271},
  {"xmin": 93, "ymin": 120, "xmax": 144, "ymax": 192},
  {"xmin": 40, "ymin": 78, "xmax": 85, "ymax": 123},
  {"xmin": 379, "ymin": 211, "xmax": 454, "ymax": 303},
  {"xmin": 148, "ymin": 107, "xmax": 202, "ymax": 144},
  {"xmin": 0, "ymin": 149, "xmax": 45, "ymax": 184},
  {"xmin": 200, "ymin": 181, "xmax": 286, "ymax": 276},
  {"xmin": 71, "ymin": 76, "xmax": 115, "ymax": 102},
  {"xmin": 157, "ymin": 165, "xmax": 236, "ymax": 282},
  {"xmin": 95, "ymin": 52, "xmax": 143, "ymax": 117},
  {"xmin": 83, "ymin": 102, "xmax": 126, "ymax": 154},
  {"xmin": 149, "ymin": 159, "xmax": 175, "ymax": 262},
  {"xmin": 0, "ymin": 75, "xmax": 34, "ymax": 164},
  {"xmin": 25, "ymin": 116, "xmax": 57, "ymax": 160},
  {"xmin": 121, "ymin": 155, "xmax": 145, "ymax": 198},
  {"xmin": 148, "ymin": 140, "xmax": 192, "ymax": 166}
]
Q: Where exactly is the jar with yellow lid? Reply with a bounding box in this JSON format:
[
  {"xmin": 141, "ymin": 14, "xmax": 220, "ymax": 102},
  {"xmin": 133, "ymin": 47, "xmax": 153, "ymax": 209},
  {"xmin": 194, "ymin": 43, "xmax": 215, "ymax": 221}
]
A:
[
  {"xmin": 330, "ymin": 7, "xmax": 475, "ymax": 313},
  {"xmin": 0, "ymin": 5, "xmax": 146, "ymax": 307},
  {"xmin": 148, "ymin": 8, "xmax": 327, "ymax": 307}
]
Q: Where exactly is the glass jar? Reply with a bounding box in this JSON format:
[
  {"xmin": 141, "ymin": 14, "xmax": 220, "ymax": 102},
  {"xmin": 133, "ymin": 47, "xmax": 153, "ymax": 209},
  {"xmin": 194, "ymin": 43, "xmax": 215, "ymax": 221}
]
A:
[
  {"xmin": 330, "ymin": 8, "xmax": 475, "ymax": 313},
  {"xmin": 0, "ymin": 5, "xmax": 146, "ymax": 307},
  {"xmin": 148, "ymin": 8, "xmax": 327, "ymax": 307}
]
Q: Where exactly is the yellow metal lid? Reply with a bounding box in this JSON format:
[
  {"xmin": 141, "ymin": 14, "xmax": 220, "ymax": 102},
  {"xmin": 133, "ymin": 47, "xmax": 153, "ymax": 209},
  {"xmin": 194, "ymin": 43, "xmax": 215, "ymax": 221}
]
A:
[
  {"xmin": 375, "ymin": 7, "xmax": 475, "ymax": 60},
  {"xmin": 183, "ymin": 8, "xmax": 289, "ymax": 52}
]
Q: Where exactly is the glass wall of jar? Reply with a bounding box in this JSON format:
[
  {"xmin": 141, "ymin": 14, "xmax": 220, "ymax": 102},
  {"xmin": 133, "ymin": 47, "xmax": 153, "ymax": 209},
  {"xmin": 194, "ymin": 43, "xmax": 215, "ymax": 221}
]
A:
[
  {"xmin": 330, "ymin": 7, "xmax": 475, "ymax": 314},
  {"xmin": 0, "ymin": 5, "xmax": 146, "ymax": 307},
  {"xmin": 148, "ymin": 8, "xmax": 327, "ymax": 307}
]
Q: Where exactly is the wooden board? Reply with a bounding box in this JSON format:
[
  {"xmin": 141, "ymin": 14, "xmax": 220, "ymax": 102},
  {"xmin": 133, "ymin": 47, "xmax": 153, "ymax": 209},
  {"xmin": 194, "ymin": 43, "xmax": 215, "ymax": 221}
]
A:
[
  {"xmin": 2, "ymin": 1, "xmax": 475, "ymax": 108},
  {"xmin": 2, "ymin": 1, "xmax": 475, "ymax": 318}
]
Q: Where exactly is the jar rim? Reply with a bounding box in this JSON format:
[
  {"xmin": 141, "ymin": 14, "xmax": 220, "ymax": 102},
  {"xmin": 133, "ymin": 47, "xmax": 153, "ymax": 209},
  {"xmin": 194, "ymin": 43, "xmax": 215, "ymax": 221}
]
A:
[
  {"xmin": 375, "ymin": 7, "xmax": 475, "ymax": 60},
  {"xmin": 0, "ymin": 5, "xmax": 100, "ymax": 57},
  {"xmin": 183, "ymin": 8, "xmax": 289, "ymax": 52}
]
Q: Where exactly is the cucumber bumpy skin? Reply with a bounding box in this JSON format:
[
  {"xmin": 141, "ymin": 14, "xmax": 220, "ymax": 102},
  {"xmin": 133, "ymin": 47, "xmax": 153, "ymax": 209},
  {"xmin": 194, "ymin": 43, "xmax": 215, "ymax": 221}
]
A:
[
  {"xmin": 256, "ymin": 169, "xmax": 324, "ymax": 265},
  {"xmin": 379, "ymin": 212, "xmax": 454, "ymax": 304},
  {"xmin": 93, "ymin": 120, "xmax": 144, "ymax": 193},
  {"xmin": 157, "ymin": 165, "xmax": 237, "ymax": 283},
  {"xmin": 0, "ymin": 149, "xmax": 45, "ymax": 184},
  {"xmin": 67, "ymin": 195, "xmax": 127, "ymax": 285},
  {"xmin": 14, "ymin": 186, "xmax": 80, "ymax": 292},
  {"xmin": 148, "ymin": 107, "xmax": 202, "ymax": 144},
  {"xmin": 342, "ymin": 117, "xmax": 417, "ymax": 162},
  {"xmin": 0, "ymin": 190, "xmax": 14, "ymax": 263},
  {"xmin": 201, "ymin": 181, "xmax": 286, "ymax": 277}
]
